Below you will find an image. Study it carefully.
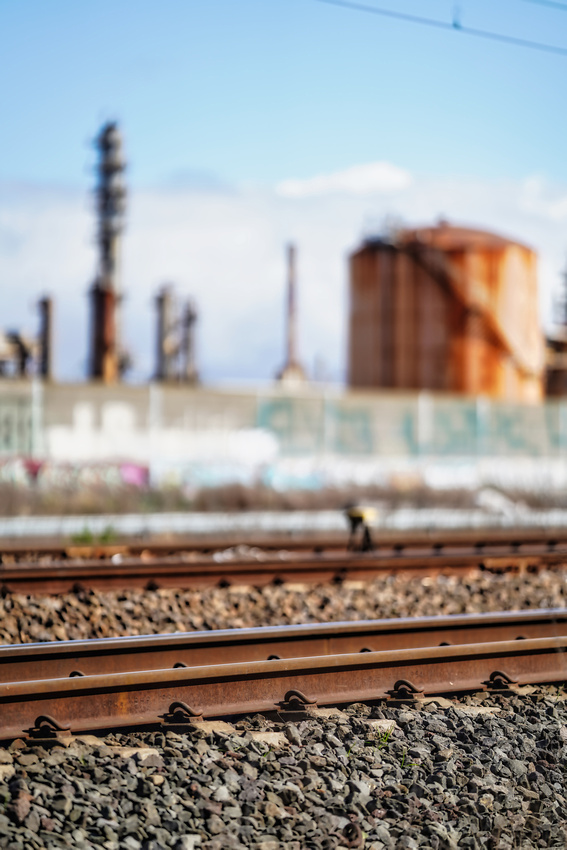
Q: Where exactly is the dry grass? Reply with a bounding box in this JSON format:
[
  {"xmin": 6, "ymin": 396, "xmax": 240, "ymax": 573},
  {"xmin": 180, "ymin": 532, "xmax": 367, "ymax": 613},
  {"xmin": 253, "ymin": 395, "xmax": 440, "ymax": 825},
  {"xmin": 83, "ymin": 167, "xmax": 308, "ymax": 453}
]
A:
[
  {"xmin": 0, "ymin": 482, "xmax": 191, "ymax": 517},
  {"xmin": 0, "ymin": 479, "xmax": 492, "ymax": 517},
  {"xmin": 0, "ymin": 475, "xmax": 564, "ymax": 517}
]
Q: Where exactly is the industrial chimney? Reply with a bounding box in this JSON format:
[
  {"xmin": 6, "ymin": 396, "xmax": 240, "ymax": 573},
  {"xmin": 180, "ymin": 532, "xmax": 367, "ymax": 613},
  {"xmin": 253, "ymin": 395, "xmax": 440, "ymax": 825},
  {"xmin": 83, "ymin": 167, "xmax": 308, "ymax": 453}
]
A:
[
  {"xmin": 89, "ymin": 122, "xmax": 127, "ymax": 382},
  {"xmin": 276, "ymin": 243, "xmax": 306, "ymax": 384},
  {"xmin": 155, "ymin": 286, "xmax": 199, "ymax": 384},
  {"xmin": 181, "ymin": 298, "xmax": 199, "ymax": 385},
  {"xmin": 155, "ymin": 285, "xmax": 177, "ymax": 382},
  {"xmin": 38, "ymin": 296, "xmax": 53, "ymax": 380}
]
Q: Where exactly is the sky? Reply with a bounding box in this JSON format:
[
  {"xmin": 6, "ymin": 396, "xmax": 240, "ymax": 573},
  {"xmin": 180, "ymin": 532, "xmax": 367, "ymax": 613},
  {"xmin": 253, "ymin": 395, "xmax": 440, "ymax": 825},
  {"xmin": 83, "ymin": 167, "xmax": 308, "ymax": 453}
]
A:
[{"xmin": 1, "ymin": 0, "xmax": 566, "ymax": 383}]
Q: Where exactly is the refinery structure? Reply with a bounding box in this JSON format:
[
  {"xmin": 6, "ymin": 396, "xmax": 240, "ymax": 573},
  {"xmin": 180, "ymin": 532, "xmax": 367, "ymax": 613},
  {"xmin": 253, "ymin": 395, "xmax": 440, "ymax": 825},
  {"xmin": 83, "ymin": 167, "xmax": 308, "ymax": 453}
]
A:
[{"xmin": 1, "ymin": 122, "xmax": 567, "ymax": 493}]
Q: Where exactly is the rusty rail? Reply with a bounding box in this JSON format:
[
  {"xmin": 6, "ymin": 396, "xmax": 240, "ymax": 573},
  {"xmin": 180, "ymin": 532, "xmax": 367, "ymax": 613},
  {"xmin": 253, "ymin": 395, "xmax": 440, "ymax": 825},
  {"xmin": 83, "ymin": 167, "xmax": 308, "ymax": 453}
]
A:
[
  {"xmin": 2, "ymin": 635, "xmax": 567, "ymax": 740},
  {"xmin": 2, "ymin": 609, "xmax": 567, "ymax": 684},
  {"xmin": 4, "ymin": 526, "xmax": 567, "ymax": 562},
  {"xmin": 1, "ymin": 544, "xmax": 567, "ymax": 593}
]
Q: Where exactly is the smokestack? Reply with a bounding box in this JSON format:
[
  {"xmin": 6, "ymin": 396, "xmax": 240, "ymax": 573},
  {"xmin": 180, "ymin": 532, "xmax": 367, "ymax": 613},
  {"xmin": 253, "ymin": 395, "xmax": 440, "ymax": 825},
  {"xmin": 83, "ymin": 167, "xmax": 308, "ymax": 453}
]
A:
[
  {"xmin": 155, "ymin": 285, "xmax": 177, "ymax": 381},
  {"xmin": 287, "ymin": 244, "xmax": 298, "ymax": 368},
  {"xmin": 38, "ymin": 296, "xmax": 53, "ymax": 380},
  {"xmin": 181, "ymin": 298, "xmax": 199, "ymax": 384},
  {"xmin": 89, "ymin": 122, "xmax": 126, "ymax": 382},
  {"xmin": 276, "ymin": 243, "xmax": 306, "ymax": 384}
]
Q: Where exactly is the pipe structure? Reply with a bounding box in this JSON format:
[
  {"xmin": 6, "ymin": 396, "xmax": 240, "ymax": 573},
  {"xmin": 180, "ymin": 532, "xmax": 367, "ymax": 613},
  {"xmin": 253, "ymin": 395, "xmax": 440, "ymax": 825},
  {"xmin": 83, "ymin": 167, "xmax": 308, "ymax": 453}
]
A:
[
  {"xmin": 155, "ymin": 285, "xmax": 177, "ymax": 381},
  {"xmin": 181, "ymin": 298, "xmax": 198, "ymax": 384},
  {"xmin": 286, "ymin": 243, "xmax": 298, "ymax": 368},
  {"xmin": 38, "ymin": 296, "xmax": 53, "ymax": 381},
  {"xmin": 89, "ymin": 122, "xmax": 126, "ymax": 382}
]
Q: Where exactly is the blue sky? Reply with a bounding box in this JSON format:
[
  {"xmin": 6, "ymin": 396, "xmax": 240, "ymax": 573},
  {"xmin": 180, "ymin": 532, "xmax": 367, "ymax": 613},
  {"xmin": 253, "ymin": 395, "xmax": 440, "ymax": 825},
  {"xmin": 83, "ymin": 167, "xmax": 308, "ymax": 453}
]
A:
[{"xmin": 1, "ymin": 0, "xmax": 566, "ymax": 381}]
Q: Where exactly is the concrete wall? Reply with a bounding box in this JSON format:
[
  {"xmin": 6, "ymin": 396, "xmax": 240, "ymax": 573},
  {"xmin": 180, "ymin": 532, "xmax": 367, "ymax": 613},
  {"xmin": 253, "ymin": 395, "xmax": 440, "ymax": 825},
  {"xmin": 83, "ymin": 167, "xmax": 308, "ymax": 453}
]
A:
[{"xmin": 2, "ymin": 380, "xmax": 567, "ymax": 491}]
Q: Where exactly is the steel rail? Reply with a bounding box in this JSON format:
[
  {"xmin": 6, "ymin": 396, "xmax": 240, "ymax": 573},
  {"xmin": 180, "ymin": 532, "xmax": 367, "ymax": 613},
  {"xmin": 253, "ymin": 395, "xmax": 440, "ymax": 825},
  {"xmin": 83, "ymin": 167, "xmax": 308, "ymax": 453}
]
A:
[
  {"xmin": 2, "ymin": 636, "xmax": 567, "ymax": 740},
  {"xmin": 2, "ymin": 609, "xmax": 567, "ymax": 684},
  {"xmin": 3, "ymin": 526, "xmax": 567, "ymax": 561},
  {"xmin": 2, "ymin": 546, "xmax": 567, "ymax": 593}
]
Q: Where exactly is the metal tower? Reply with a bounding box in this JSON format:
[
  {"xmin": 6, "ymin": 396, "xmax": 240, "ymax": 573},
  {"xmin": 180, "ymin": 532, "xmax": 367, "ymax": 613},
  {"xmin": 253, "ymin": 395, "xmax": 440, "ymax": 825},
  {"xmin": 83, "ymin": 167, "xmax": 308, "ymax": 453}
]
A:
[
  {"xmin": 181, "ymin": 297, "xmax": 199, "ymax": 384},
  {"xmin": 89, "ymin": 122, "xmax": 127, "ymax": 382}
]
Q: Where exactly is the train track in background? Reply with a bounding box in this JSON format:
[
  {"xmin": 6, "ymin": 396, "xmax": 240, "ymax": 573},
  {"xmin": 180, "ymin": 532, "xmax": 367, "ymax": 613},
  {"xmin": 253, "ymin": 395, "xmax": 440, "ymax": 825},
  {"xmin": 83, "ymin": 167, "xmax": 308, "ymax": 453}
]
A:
[
  {"xmin": 4, "ymin": 525, "xmax": 567, "ymax": 562},
  {"xmin": 2, "ymin": 529, "xmax": 567, "ymax": 592},
  {"xmin": 2, "ymin": 609, "xmax": 567, "ymax": 741}
]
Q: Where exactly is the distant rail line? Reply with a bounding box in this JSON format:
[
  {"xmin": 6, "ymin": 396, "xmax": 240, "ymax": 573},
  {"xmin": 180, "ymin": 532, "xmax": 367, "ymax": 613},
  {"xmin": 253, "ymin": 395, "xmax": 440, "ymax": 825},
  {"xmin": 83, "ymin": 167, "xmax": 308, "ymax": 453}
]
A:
[
  {"xmin": 2, "ymin": 527, "xmax": 567, "ymax": 592},
  {"xmin": 2, "ymin": 609, "xmax": 567, "ymax": 741},
  {"xmin": 4, "ymin": 525, "xmax": 567, "ymax": 561}
]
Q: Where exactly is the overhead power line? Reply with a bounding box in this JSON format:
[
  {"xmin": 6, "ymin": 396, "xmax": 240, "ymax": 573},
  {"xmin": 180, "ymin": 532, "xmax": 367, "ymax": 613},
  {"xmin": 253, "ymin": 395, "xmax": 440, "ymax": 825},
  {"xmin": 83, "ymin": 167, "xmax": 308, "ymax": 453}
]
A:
[
  {"xmin": 315, "ymin": 0, "xmax": 567, "ymax": 56},
  {"xmin": 519, "ymin": 0, "xmax": 567, "ymax": 10}
]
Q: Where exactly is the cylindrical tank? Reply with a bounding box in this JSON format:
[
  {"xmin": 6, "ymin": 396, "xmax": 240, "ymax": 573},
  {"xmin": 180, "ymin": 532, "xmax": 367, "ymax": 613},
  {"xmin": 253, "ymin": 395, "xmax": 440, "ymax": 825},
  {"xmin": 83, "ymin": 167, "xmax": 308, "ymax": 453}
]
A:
[{"xmin": 348, "ymin": 222, "xmax": 544, "ymax": 402}]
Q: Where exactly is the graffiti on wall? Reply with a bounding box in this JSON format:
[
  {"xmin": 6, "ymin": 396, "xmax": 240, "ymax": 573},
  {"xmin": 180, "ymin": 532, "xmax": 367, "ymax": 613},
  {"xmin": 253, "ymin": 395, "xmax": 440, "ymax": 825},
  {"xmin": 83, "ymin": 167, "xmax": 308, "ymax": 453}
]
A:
[
  {"xmin": 256, "ymin": 398, "xmax": 374, "ymax": 455},
  {"xmin": 0, "ymin": 457, "xmax": 149, "ymax": 490},
  {"xmin": 2, "ymin": 388, "xmax": 567, "ymax": 495}
]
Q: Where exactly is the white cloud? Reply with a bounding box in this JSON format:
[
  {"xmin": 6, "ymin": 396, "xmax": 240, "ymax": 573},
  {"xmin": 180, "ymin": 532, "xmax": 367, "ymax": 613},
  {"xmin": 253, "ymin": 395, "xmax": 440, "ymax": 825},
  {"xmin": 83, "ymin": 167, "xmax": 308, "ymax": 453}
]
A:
[
  {"xmin": 519, "ymin": 176, "xmax": 567, "ymax": 222},
  {"xmin": 276, "ymin": 161, "xmax": 412, "ymax": 198},
  {"xmin": 0, "ymin": 168, "xmax": 566, "ymax": 385}
]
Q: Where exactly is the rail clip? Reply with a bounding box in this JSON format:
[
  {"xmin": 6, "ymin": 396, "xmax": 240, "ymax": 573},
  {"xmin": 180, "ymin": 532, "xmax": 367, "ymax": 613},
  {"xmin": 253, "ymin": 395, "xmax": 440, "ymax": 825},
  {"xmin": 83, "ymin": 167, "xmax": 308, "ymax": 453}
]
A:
[
  {"xmin": 161, "ymin": 700, "xmax": 204, "ymax": 728},
  {"xmin": 277, "ymin": 689, "xmax": 318, "ymax": 721},
  {"xmin": 386, "ymin": 679, "xmax": 424, "ymax": 706},
  {"xmin": 26, "ymin": 715, "xmax": 72, "ymax": 745},
  {"xmin": 483, "ymin": 671, "xmax": 518, "ymax": 692}
]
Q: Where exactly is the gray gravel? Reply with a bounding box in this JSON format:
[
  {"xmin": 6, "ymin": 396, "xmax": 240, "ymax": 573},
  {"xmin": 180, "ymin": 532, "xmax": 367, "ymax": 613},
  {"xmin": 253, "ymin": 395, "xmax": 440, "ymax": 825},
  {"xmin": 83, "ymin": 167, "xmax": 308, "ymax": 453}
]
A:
[
  {"xmin": 2, "ymin": 687, "xmax": 567, "ymax": 848},
  {"xmin": 2, "ymin": 569, "xmax": 567, "ymax": 643}
]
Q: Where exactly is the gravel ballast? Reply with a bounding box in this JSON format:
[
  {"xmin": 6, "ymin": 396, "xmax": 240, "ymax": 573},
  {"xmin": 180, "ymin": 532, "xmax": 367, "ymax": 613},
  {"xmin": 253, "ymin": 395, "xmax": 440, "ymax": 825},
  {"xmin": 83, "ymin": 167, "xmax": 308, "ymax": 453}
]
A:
[
  {"xmin": 1, "ymin": 687, "xmax": 567, "ymax": 849},
  {"xmin": 2, "ymin": 569, "xmax": 567, "ymax": 643}
]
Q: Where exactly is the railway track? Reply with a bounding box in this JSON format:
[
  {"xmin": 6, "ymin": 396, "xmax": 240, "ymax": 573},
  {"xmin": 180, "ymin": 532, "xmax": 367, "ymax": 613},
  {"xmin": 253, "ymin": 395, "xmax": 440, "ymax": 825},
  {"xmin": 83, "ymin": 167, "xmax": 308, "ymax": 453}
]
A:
[
  {"xmin": 1, "ymin": 535, "xmax": 567, "ymax": 592},
  {"xmin": 3, "ymin": 525, "xmax": 567, "ymax": 561},
  {"xmin": 4, "ymin": 608, "xmax": 567, "ymax": 682},
  {"xmin": 2, "ymin": 609, "xmax": 567, "ymax": 741}
]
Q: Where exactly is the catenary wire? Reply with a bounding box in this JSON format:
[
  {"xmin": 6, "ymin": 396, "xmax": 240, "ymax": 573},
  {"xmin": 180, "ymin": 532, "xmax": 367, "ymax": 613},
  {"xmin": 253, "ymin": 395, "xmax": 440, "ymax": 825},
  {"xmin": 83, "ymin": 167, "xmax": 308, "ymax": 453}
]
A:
[
  {"xmin": 315, "ymin": 0, "xmax": 567, "ymax": 56},
  {"xmin": 518, "ymin": 0, "xmax": 567, "ymax": 10}
]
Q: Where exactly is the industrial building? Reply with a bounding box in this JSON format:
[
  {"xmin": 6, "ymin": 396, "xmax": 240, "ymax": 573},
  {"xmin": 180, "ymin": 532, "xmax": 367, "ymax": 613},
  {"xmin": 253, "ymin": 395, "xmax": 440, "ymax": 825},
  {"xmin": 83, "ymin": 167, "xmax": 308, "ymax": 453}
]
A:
[
  {"xmin": 0, "ymin": 122, "xmax": 558, "ymax": 403},
  {"xmin": 2, "ymin": 122, "xmax": 567, "ymax": 495},
  {"xmin": 348, "ymin": 223, "xmax": 544, "ymax": 403}
]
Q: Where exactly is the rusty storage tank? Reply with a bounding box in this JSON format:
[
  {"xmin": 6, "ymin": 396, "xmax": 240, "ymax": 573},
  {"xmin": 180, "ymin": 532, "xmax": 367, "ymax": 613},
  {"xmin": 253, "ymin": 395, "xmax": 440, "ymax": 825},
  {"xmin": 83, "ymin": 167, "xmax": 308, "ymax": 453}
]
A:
[{"xmin": 348, "ymin": 221, "xmax": 544, "ymax": 402}]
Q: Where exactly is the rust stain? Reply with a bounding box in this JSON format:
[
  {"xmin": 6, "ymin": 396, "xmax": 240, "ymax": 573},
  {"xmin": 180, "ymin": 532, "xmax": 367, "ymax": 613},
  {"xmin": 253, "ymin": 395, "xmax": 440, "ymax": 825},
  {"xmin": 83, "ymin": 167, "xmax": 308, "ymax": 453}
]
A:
[{"xmin": 90, "ymin": 284, "xmax": 118, "ymax": 383}]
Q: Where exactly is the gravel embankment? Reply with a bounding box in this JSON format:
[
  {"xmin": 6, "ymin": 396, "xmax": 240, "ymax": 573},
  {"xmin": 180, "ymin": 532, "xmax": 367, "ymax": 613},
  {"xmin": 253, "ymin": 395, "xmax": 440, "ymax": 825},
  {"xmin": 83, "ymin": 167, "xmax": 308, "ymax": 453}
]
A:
[
  {"xmin": 2, "ymin": 687, "xmax": 567, "ymax": 848},
  {"xmin": 2, "ymin": 570, "xmax": 567, "ymax": 643}
]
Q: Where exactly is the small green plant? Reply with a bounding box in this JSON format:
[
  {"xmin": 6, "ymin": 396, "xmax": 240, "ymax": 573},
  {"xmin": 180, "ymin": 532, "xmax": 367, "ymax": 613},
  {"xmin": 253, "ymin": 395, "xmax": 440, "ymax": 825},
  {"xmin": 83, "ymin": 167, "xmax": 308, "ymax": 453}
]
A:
[
  {"xmin": 70, "ymin": 525, "xmax": 116, "ymax": 545},
  {"xmin": 71, "ymin": 528, "xmax": 95, "ymax": 545},
  {"xmin": 99, "ymin": 525, "xmax": 116, "ymax": 544},
  {"xmin": 377, "ymin": 724, "xmax": 394, "ymax": 749},
  {"xmin": 400, "ymin": 749, "xmax": 419, "ymax": 769},
  {"xmin": 364, "ymin": 725, "xmax": 419, "ymax": 770},
  {"xmin": 364, "ymin": 723, "xmax": 395, "ymax": 753}
]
